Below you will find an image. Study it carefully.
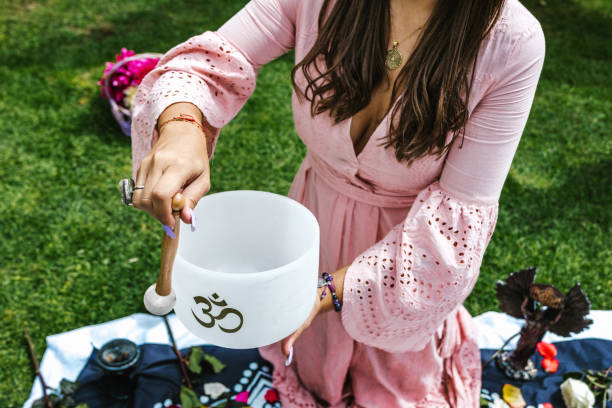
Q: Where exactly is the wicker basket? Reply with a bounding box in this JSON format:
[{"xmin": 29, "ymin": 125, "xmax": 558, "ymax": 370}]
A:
[{"xmin": 103, "ymin": 53, "xmax": 162, "ymax": 137}]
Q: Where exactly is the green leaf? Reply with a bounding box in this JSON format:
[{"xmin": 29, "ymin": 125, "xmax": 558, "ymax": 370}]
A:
[
  {"xmin": 49, "ymin": 394, "xmax": 61, "ymax": 405},
  {"xmin": 180, "ymin": 388, "xmax": 193, "ymax": 408},
  {"xmin": 203, "ymin": 353, "xmax": 226, "ymax": 374},
  {"xmin": 61, "ymin": 395, "xmax": 76, "ymax": 407},
  {"xmin": 74, "ymin": 405, "xmax": 89, "ymax": 408},
  {"xmin": 32, "ymin": 398, "xmax": 47, "ymax": 408},
  {"xmin": 188, "ymin": 347, "xmax": 204, "ymax": 374},
  {"xmin": 179, "ymin": 386, "xmax": 200, "ymax": 408},
  {"xmin": 60, "ymin": 379, "xmax": 79, "ymax": 396}
]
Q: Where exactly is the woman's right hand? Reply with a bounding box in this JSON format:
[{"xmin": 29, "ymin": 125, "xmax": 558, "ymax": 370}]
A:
[{"xmin": 132, "ymin": 103, "xmax": 211, "ymax": 230}]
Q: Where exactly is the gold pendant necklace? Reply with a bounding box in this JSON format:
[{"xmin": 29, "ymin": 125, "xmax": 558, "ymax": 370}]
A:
[
  {"xmin": 385, "ymin": 25, "xmax": 424, "ymax": 70},
  {"xmin": 385, "ymin": 41, "xmax": 402, "ymax": 70}
]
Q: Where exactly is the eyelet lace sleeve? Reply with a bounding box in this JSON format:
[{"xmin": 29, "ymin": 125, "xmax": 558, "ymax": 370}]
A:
[
  {"xmin": 130, "ymin": 0, "xmax": 300, "ymax": 178},
  {"xmin": 130, "ymin": 31, "xmax": 257, "ymax": 178},
  {"xmin": 341, "ymin": 183, "xmax": 497, "ymax": 353},
  {"xmin": 341, "ymin": 18, "xmax": 545, "ymax": 353}
]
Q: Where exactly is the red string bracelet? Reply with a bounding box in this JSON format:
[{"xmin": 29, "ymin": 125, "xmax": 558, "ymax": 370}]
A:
[{"xmin": 157, "ymin": 114, "xmax": 208, "ymax": 138}]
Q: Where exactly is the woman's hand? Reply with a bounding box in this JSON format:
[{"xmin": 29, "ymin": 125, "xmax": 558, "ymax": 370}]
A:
[
  {"xmin": 132, "ymin": 103, "xmax": 210, "ymax": 229},
  {"xmin": 281, "ymin": 265, "xmax": 349, "ymax": 363},
  {"xmin": 280, "ymin": 287, "xmax": 323, "ymax": 363}
]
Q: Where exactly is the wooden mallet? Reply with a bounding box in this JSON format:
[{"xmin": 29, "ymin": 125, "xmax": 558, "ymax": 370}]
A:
[{"xmin": 143, "ymin": 193, "xmax": 186, "ymax": 315}]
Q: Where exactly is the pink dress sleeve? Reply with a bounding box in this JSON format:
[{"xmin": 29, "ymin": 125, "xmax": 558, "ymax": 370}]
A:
[
  {"xmin": 130, "ymin": 0, "xmax": 299, "ymax": 178},
  {"xmin": 341, "ymin": 22, "xmax": 545, "ymax": 353}
]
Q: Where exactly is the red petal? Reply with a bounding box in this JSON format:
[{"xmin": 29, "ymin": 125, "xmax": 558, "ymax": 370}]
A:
[
  {"xmin": 541, "ymin": 357, "xmax": 559, "ymax": 373},
  {"xmin": 265, "ymin": 388, "xmax": 280, "ymax": 403},
  {"xmin": 536, "ymin": 341, "xmax": 557, "ymax": 358},
  {"xmin": 541, "ymin": 403, "xmax": 553, "ymax": 408}
]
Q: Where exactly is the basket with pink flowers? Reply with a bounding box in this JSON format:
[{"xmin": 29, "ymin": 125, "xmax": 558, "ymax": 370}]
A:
[{"xmin": 98, "ymin": 48, "xmax": 162, "ymax": 137}]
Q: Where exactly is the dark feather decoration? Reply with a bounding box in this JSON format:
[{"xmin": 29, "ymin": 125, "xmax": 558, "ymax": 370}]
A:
[
  {"xmin": 494, "ymin": 266, "xmax": 593, "ymax": 380},
  {"xmin": 550, "ymin": 284, "xmax": 594, "ymax": 337},
  {"xmin": 495, "ymin": 267, "xmax": 536, "ymax": 319}
]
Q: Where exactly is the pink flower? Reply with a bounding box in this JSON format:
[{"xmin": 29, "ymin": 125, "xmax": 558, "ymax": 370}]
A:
[
  {"xmin": 98, "ymin": 48, "xmax": 159, "ymax": 108},
  {"xmin": 235, "ymin": 390, "xmax": 249, "ymax": 403},
  {"xmin": 115, "ymin": 47, "xmax": 135, "ymax": 62}
]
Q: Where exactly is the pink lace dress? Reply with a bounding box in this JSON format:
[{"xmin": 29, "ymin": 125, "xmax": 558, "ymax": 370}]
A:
[{"xmin": 130, "ymin": 0, "xmax": 545, "ymax": 406}]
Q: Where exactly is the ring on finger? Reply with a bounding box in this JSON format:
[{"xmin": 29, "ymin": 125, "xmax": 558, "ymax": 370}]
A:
[{"xmin": 119, "ymin": 178, "xmax": 138, "ymax": 207}]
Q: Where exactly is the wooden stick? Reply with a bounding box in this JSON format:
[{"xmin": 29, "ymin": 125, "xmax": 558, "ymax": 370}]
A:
[
  {"xmin": 163, "ymin": 315, "xmax": 193, "ymax": 389},
  {"xmin": 24, "ymin": 329, "xmax": 52, "ymax": 408},
  {"xmin": 156, "ymin": 193, "xmax": 186, "ymax": 296}
]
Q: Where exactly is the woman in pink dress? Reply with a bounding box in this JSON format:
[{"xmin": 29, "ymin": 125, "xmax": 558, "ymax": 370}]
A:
[{"xmin": 130, "ymin": 0, "xmax": 545, "ymax": 406}]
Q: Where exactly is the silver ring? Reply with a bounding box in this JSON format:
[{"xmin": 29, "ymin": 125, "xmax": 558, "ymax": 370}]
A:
[
  {"xmin": 119, "ymin": 178, "xmax": 135, "ymax": 206},
  {"xmin": 133, "ymin": 185, "xmax": 145, "ymax": 190}
]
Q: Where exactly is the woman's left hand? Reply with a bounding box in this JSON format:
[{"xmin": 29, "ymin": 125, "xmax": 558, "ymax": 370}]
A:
[
  {"xmin": 280, "ymin": 287, "xmax": 324, "ymax": 360},
  {"xmin": 280, "ymin": 265, "xmax": 350, "ymax": 362}
]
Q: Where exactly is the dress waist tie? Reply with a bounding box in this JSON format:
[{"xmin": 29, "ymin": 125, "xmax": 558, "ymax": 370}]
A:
[{"xmin": 303, "ymin": 152, "xmax": 417, "ymax": 209}]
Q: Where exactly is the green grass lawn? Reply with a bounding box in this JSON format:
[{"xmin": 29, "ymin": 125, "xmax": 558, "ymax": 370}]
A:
[{"xmin": 0, "ymin": 0, "xmax": 610, "ymax": 405}]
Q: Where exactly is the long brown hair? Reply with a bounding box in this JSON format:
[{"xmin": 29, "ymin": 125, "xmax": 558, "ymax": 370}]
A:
[{"xmin": 292, "ymin": 0, "xmax": 504, "ymax": 163}]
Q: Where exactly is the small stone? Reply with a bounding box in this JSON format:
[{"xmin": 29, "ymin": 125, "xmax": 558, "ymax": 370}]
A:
[{"xmin": 203, "ymin": 382, "xmax": 228, "ymax": 399}]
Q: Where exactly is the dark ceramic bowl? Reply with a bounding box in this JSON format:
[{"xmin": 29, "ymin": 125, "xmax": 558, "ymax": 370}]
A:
[{"xmin": 96, "ymin": 338, "xmax": 141, "ymax": 374}]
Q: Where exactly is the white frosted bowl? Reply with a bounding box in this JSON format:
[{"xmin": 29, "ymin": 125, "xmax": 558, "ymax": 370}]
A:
[{"xmin": 172, "ymin": 190, "xmax": 320, "ymax": 349}]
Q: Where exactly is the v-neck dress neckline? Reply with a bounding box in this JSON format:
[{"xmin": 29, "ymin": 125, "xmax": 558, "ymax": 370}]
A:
[{"xmin": 346, "ymin": 105, "xmax": 392, "ymax": 163}]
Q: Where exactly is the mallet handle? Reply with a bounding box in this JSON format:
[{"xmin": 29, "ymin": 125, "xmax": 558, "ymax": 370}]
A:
[{"xmin": 156, "ymin": 193, "xmax": 186, "ymax": 296}]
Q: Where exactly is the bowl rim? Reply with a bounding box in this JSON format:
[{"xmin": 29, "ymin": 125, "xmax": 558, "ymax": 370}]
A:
[{"xmin": 176, "ymin": 190, "xmax": 320, "ymax": 280}]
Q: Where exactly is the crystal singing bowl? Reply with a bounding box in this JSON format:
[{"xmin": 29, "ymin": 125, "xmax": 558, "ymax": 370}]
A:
[{"xmin": 172, "ymin": 190, "xmax": 320, "ymax": 349}]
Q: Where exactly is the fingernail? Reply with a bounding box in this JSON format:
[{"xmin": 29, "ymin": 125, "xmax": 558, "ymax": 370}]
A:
[
  {"xmin": 285, "ymin": 346, "xmax": 293, "ymax": 366},
  {"xmin": 190, "ymin": 208, "xmax": 197, "ymax": 232},
  {"xmin": 163, "ymin": 225, "xmax": 176, "ymax": 239}
]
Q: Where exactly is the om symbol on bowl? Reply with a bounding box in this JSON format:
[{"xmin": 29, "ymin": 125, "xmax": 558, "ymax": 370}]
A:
[{"xmin": 191, "ymin": 292, "xmax": 244, "ymax": 334}]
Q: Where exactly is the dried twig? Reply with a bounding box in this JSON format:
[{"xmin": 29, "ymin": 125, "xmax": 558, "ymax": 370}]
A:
[
  {"xmin": 163, "ymin": 315, "xmax": 192, "ymax": 389},
  {"xmin": 24, "ymin": 329, "xmax": 52, "ymax": 408}
]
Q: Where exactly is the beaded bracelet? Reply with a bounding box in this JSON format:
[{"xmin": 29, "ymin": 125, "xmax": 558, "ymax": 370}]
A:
[
  {"xmin": 157, "ymin": 113, "xmax": 208, "ymax": 138},
  {"xmin": 318, "ymin": 272, "xmax": 342, "ymax": 312}
]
